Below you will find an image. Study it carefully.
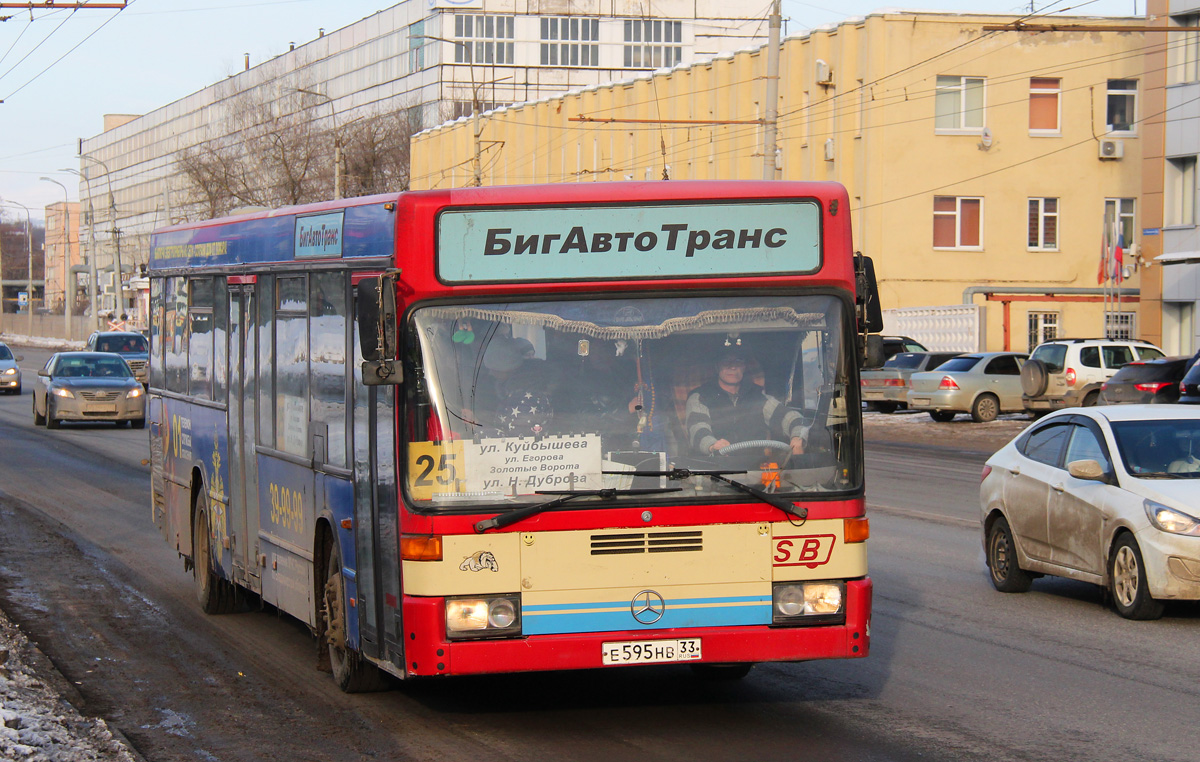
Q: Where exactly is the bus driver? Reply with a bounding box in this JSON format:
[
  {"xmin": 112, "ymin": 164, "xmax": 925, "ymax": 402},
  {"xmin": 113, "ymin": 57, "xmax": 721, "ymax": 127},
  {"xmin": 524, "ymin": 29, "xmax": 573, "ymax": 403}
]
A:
[{"xmin": 685, "ymin": 348, "xmax": 809, "ymax": 458}]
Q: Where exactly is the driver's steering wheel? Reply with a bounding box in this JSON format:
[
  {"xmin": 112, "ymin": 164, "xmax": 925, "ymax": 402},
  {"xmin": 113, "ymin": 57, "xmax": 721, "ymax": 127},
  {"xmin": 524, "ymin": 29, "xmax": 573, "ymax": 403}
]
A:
[{"xmin": 716, "ymin": 439, "xmax": 793, "ymax": 456}]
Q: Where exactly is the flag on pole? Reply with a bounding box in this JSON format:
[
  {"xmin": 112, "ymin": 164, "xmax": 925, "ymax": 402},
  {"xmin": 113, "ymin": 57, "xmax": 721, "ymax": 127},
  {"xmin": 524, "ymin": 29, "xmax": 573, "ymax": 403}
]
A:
[
  {"xmin": 1108, "ymin": 232, "xmax": 1118, "ymax": 283},
  {"xmin": 1098, "ymin": 219, "xmax": 1111, "ymax": 284}
]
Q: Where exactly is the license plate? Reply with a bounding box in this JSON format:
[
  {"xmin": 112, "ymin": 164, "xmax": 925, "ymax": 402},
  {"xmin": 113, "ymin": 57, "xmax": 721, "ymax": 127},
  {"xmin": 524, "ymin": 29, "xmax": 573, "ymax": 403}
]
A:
[
  {"xmin": 863, "ymin": 391, "xmax": 883, "ymax": 399},
  {"xmin": 1029, "ymin": 400, "xmax": 1050, "ymax": 409},
  {"xmin": 602, "ymin": 638, "xmax": 701, "ymax": 665},
  {"xmin": 910, "ymin": 397, "xmax": 931, "ymax": 407},
  {"xmin": 86, "ymin": 404, "xmax": 118, "ymax": 413}
]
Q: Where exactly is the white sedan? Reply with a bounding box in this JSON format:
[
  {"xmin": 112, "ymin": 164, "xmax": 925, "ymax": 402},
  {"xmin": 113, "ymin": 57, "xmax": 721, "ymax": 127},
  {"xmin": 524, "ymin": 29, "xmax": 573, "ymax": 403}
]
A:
[{"xmin": 980, "ymin": 405, "xmax": 1200, "ymax": 619}]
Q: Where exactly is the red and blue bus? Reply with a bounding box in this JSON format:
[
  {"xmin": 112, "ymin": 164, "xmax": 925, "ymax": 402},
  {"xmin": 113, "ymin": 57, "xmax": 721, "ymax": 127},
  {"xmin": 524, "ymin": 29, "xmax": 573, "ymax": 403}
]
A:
[{"xmin": 147, "ymin": 181, "xmax": 879, "ymax": 690}]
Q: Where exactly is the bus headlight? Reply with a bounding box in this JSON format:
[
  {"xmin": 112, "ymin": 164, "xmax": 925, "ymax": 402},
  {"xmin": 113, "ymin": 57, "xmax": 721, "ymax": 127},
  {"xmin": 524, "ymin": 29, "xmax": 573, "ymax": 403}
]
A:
[
  {"xmin": 445, "ymin": 594, "xmax": 522, "ymax": 640},
  {"xmin": 772, "ymin": 581, "xmax": 846, "ymax": 625}
]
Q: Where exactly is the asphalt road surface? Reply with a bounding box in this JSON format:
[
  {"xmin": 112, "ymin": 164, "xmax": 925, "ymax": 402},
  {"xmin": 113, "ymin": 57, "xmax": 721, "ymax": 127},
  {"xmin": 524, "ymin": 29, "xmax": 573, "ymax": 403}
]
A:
[{"xmin": 1, "ymin": 346, "xmax": 1197, "ymax": 762}]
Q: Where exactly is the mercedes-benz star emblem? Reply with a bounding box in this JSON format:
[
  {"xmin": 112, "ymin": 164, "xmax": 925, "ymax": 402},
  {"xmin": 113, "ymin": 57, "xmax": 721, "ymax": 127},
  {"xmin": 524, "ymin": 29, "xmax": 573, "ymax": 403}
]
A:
[{"xmin": 631, "ymin": 590, "xmax": 665, "ymax": 625}]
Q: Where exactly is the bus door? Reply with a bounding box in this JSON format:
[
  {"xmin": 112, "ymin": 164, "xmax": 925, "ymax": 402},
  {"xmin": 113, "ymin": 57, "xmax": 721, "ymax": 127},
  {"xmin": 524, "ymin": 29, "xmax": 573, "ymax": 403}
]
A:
[
  {"xmin": 227, "ymin": 281, "xmax": 262, "ymax": 593},
  {"xmin": 351, "ymin": 308, "xmax": 404, "ymax": 669}
]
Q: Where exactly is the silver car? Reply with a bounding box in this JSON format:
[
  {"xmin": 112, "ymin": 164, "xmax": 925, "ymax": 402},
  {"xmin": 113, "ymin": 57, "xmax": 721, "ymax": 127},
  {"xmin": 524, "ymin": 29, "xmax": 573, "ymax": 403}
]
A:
[
  {"xmin": 0, "ymin": 341, "xmax": 22, "ymax": 395},
  {"xmin": 906, "ymin": 352, "xmax": 1028, "ymax": 423},
  {"xmin": 32, "ymin": 351, "xmax": 146, "ymax": 429},
  {"xmin": 981, "ymin": 405, "xmax": 1200, "ymax": 620}
]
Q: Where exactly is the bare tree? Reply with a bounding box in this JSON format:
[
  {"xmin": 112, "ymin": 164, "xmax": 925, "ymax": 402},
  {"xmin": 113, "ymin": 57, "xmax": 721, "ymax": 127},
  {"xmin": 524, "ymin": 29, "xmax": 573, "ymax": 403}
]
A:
[{"xmin": 175, "ymin": 85, "xmax": 424, "ymax": 221}]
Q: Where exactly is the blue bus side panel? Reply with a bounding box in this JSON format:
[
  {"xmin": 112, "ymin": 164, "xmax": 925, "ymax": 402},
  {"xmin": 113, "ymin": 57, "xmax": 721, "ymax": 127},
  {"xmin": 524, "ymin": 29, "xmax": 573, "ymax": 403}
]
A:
[
  {"xmin": 257, "ymin": 454, "xmax": 315, "ymax": 626},
  {"xmin": 150, "ymin": 203, "xmax": 394, "ymax": 269},
  {"xmin": 158, "ymin": 397, "xmax": 233, "ymax": 573}
]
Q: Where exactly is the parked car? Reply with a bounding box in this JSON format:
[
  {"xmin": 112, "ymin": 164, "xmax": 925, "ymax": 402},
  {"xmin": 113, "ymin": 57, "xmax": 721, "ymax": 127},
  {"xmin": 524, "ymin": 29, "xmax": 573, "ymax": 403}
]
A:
[
  {"xmin": 1021, "ymin": 338, "xmax": 1165, "ymax": 414},
  {"xmin": 85, "ymin": 330, "xmax": 149, "ymax": 385},
  {"xmin": 907, "ymin": 352, "xmax": 1027, "ymax": 422},
  {"xmin": 32, "ymin": 352, "xmax": 146, "ymax": 429},
  {"xmin": 1099, "ymin": 355, "xmax": 1200, "ymax": 405},
  {"xmin": 863, "ymin": 336, "xmax": 928, "ymax": 369},
  {"xmin": 861, "ymin": 351, "xmax": 961, "ymax": 413},
  {"xmin": 0, "ymin": 342, "xmax": 22, "ymax": 395},
  {"xmin": 980, "ymin": 405, "xmax": 1200, "ymax": 620},
  {"xmin": 1177, "ymin": 358, "xmax": 1200, "ymax": 404}
]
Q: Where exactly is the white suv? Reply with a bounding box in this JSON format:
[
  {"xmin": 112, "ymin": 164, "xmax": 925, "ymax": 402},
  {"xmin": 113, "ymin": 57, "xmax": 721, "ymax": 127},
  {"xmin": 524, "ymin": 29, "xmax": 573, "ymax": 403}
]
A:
[{"xmin": 1021, "ymin": 338, "xmax": 1165, "ymax": 413}]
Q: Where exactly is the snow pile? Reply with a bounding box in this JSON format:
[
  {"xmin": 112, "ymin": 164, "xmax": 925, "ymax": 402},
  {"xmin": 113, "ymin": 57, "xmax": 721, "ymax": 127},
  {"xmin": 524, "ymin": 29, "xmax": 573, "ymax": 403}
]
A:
[{"xmin": 0, "ymin": 609, "xmax": 137, "ymax": 762}]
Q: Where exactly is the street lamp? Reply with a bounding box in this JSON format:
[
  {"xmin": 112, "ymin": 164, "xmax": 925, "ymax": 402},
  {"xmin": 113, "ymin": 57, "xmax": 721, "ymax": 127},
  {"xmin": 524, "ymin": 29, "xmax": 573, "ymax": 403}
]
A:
[
  {"xmin": 61, "ymin": 167, "xmax": 101, "ymax": 331},
  {"xmin": 80, "ymin": 154, "xmax": 123, "ymax": 319},
  {"xmin": 40, "ymin": 176, "xmax": 73, "ymax": 340},
  {"xmin": 294, "ymin": 87, "xmax": 344, "ymax": 199},
  {"xmin": 0, "ymin": 200, "xmax": 36, "ymax": 337}
]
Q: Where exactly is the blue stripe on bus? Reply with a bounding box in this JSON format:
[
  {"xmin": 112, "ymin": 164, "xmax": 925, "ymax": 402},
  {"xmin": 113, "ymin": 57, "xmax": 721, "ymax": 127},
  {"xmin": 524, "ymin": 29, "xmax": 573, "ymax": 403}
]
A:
[{"xmin": 522, "ymin": 598, "xmax": 772, "ymax": 635}]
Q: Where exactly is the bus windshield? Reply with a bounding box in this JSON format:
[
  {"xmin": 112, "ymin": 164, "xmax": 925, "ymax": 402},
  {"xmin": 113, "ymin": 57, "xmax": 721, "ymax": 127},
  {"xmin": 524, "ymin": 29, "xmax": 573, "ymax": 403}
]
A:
[{"xmin": 405, "ymin": 294, "xmax": 859, "ymax": 509}]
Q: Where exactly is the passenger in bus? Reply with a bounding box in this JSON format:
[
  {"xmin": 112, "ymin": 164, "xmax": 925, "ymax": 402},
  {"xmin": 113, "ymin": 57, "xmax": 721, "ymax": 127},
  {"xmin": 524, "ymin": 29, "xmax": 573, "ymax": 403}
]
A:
[
  {"xmin": 685, "ymin": 348, "xmax": 809, "ymax": 458},
  {"xmin": 471, "ymin": 337, "xmax": 558, "ymax": 435}
]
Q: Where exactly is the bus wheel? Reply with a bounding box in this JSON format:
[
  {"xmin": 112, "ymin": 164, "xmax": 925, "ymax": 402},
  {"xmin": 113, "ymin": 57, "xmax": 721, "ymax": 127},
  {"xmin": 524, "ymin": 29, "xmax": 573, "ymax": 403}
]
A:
[
  {"xmin": 192, "ymin": 492, "xmax": 236, "ymax": 615},
  {"xmin": 322, "ymin": 538, "xmax": 389, "ymax": 693},
  {"xmin": 690, "ymin": 663, "xmax": 754, "ymax": 680}
]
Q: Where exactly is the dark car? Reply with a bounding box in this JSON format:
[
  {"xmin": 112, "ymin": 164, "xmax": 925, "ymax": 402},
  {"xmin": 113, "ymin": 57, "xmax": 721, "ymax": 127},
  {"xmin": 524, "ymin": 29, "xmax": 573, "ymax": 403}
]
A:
[
  {"xmin": 864, "ymin": 336, "xmax": 929, "ymax": 369},
  {"xmin": 1099, "ymin": 355, "xmax": 1198, "ymax": 405},
  {"xmin": 1177, "ymin": 356, "xmax": 1200, "ymax": 404},
  {"xmin": 86, "ymin": 331, "xmax": 149, "ymax": 385}
]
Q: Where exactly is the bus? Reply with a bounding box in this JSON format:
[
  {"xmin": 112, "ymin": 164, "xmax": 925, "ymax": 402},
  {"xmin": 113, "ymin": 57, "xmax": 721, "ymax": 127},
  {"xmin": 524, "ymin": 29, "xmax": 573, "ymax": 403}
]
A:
[{"xmin": 147, "ymin": 181, "xmax": 882, "ymax": 691}]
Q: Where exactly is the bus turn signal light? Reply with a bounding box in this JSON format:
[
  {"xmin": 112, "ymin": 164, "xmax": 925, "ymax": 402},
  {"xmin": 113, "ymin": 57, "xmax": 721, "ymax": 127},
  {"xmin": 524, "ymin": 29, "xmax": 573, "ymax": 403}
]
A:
[
  {"xmin": 401, "ymin": 535, "xmax": 443, "ymax": 561},
  {"xmin": 844, "ymin": 517, "xmax": 869, "ymax": 543}
]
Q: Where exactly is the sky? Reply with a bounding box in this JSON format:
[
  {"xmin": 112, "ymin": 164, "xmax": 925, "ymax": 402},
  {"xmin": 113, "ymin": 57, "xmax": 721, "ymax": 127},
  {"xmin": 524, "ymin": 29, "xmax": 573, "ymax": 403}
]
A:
[{"xmin": 0, "ymin": 0, "xmax": 1146, "ymax": 223}]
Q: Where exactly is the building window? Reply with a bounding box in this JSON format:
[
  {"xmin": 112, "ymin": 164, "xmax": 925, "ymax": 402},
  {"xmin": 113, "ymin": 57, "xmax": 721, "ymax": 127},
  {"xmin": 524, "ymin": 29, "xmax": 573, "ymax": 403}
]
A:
[
  {"xmin": 1028, "ymin": 198, "xmax": 1059, "ymax": 250},
  {"xmin": 933, "ymin": 196, "xmax": 983, "ymax": 249},
  {"xmin": 1028, "ymin": 312, "xmax": 1059, "ymax": 351},
  {"xmin": 1167, "ymin": 157, "xmax": 1197, "ymax": 227},
  {"xmin": 1029, "ymin": 77, "xmax": 1060, "ymax": 133},
  {"xmin": 1104, "ymin": 197, "xmax": 1136, "ymax": 252},
  {"xmin": 541, "ymin": 17, "xmax": 599, "ymax": 66},
  {"xmin": 1106, "ymin": 312, "xmax": 1136, "ymax": 341},
  {"xmin": 455, "ymin": 14, "xmax": 514, "ymax": 65},
  {"xmin": 451, "ymin": 100, "xmax": 507, "ymax": 119},
  {"xmin": 623, "ymin": 19, "xmax": 682, "ymax": 69},
  {"xmin": 934, "ymin": 76, "xmax": 985, "ymax": 132},
  {"xmin": 1106, "ymin": 79, "xmax": 1137, "ymax": 134},
  {"xmin": 408, "ymin": 20, "xmax": 428, "ymax": 72},
  {"xmin": 1170, "ymin": 15, "xmax": 1200, "ymax": 85}
]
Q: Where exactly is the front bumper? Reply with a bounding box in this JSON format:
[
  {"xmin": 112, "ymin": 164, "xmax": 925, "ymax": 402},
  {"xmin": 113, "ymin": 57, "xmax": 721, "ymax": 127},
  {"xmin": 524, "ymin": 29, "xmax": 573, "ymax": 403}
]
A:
[
  {"xmin": 50, "ymin": 396, "xmax": 146, "ymax": 421},
  {"xmin": 0, "ymin": 375, "xmax": 19, "ymax": 390},
  {"xmin": 1133, "ymin": 528, "xmax": 1200, "ymax": 600},
  {"xmin": 399, "ymin": 578, "xmax": 872, "ymax": 677}
]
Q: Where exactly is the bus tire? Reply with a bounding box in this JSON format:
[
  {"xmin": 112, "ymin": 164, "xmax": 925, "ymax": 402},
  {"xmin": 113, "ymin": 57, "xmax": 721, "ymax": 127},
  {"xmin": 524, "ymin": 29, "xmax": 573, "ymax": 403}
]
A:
[
  {"xmin": 322, "ymin": 536, "xmax": 390, "ymax": 693},
  {"xmin": 193, "ymin": 492, "xmax": 236, "ymax": 615}
]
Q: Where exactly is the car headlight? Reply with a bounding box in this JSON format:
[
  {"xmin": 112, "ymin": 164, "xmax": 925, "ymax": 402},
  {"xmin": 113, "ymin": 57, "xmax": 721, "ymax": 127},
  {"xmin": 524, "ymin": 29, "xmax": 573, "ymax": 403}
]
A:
[
  {"xmin": 772, "ymin": 581, "xmax": 846, "ymax": 625},
  {"xmin": 127, "ymin": 387, "xmax": 143, "ymax": 398},
  {"xmin": 2, "ymin": 367, "xmax": 15, "ymax": 376},
  {"xmin": 1145, "ymin": 500, "xmax": 1200, "ymax": 536},
  {"xmin": 445, "ymin": 595, "xmax": 521, "ymax": 640},
  {"xmin": 51, "ymin": 387, "xmax": 74, "ymax": 398}
]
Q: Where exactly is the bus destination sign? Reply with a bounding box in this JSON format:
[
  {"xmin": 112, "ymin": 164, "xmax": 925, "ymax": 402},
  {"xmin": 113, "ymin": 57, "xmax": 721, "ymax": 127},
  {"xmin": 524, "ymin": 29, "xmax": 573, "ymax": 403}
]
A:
[{"xmin": 437, "ymin": 201, "xmax": 821, "ymax": 282}]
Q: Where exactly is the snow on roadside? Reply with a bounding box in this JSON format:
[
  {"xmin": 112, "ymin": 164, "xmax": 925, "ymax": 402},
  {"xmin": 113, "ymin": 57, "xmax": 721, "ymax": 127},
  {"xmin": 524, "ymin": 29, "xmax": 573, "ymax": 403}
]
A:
[{"xmin": 0, "ymin": 608, "xmax": 137, "ymax": 762}]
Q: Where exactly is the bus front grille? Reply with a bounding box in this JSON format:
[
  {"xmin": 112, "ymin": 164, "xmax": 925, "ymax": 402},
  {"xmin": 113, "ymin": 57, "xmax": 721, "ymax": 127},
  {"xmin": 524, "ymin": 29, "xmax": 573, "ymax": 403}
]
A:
[{"xmin": 590, "ymin": 531, "xmax": 702, "ymax": 555}]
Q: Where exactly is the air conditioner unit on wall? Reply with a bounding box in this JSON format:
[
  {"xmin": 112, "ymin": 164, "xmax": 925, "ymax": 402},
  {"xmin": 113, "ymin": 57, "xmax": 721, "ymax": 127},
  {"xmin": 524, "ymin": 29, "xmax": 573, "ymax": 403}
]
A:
[
  {"xmin": 1098, "ymin": 139, "xmax": 1124, "ymax": 160},
  {"xmin": 815, "ymin": 59, "xmax": 832, "ymax": 86}
]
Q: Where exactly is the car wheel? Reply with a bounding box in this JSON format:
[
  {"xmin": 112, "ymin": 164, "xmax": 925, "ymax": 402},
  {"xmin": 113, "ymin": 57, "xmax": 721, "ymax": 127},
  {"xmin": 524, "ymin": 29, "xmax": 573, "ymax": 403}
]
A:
[
  {"xmin": 1021, "ymin": 359, "xmax": 1049, "ymax": 397},
  {"xmin": 987, "ymin": 517, "xmax": 1033, "ymax": 593},
  {"xmin": 45, "ymin": 399, "xmax": 60, "ymax": 429},
  {"xmin": 132, "ymin": 417, "xmax": 146, "ymax": 430},
  {"xmin": 32, "ymin": 396, "xmax": 45, "ymax": 426},
  {"xmin": 929, "ymin": 410, "xmax": 956, "ymax": 422},
  {"xmin": 192, "ymin": 491, "xmax": 236, "ymax": 615},
  {"xmin": 1109, "ymin": 534, "xmax": 1165, "ymax": 620},
  {"xmin": 1082, "ymin": 390, "xmax": 1100, "ymax": 407},
  {"xmin": 971, "ymin": 393, "xmax": 999, "ymax": 423},
  {"xmin": 322, "ymin": 533, "xmax": 390, "ymax": 692}
]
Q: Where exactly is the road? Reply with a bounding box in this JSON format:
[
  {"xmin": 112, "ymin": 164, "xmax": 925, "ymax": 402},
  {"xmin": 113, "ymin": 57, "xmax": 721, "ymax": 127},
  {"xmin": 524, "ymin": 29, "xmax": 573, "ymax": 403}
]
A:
[{"xmin": 0, "ymin": 346, "xmax": 1197, "ymax": 762}]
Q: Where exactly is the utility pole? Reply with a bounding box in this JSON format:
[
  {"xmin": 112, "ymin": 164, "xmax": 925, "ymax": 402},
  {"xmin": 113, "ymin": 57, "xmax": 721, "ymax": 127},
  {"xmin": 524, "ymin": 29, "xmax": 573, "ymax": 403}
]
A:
[
  {"xmin": 81, "ymin": 155, "xmax": 121, "ymax": 320},
  {"xmin": 762, "ymin": 0, "xmax": 781, "ymax": 181},
  {"xmin": 295, "ymin": 88, "xmax": 343, "ymax": 199}
]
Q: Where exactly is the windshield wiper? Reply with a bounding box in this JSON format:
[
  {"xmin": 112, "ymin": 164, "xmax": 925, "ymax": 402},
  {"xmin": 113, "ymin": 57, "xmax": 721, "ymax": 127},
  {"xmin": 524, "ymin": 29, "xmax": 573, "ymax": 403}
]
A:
[
  {"xmin": 603, "ymin": 467, "xmax": 807, "ymax": 520},
  {"xmin": 474, "ymin": 487, "xmax": 682, "ymax": 533}
]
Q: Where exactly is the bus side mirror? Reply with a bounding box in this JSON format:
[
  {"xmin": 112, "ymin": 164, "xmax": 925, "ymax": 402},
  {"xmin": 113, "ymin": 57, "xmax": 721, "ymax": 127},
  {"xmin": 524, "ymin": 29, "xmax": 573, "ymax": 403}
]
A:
[
  {"xmin": 356, "ymin": 273, "xmax": 402, "ymax": 386},
  {"xmin": 864, "ymin": 335, "xmax": 885, "ymax": 369},
  {"xmin": 855, "ymin": 254, "xmax": 884, "ymax": 334}
]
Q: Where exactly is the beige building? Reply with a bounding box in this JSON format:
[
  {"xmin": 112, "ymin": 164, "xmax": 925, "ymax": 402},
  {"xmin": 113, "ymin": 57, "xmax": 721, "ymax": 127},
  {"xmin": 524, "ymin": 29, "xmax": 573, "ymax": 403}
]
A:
[
  {"xmin": 42, "ymin": 201, "xmax": 81, "ymax": 316},
  {"xmin": 412, "ymin": 11, "xmax": 1150, "ymax": 352}
]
